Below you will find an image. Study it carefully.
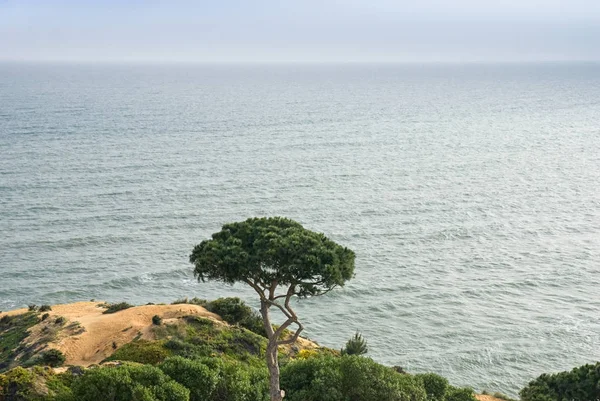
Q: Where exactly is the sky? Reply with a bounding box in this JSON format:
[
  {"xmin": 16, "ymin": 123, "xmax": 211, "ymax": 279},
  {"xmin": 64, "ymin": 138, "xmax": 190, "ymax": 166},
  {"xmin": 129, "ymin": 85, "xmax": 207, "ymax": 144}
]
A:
[{"xmin": 0, "ymin": 0, "xmax": 599, "ymax": 63}]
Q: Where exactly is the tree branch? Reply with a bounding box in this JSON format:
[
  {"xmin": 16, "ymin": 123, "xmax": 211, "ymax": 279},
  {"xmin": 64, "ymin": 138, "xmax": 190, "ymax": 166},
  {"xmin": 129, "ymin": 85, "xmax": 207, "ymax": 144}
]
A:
[
  {"xmin": 265, "ymin": 299, "xmax": 292, "ymax": 320},
  {"xmin": 277, "ymin": 322, "xmax": 304, "ymax": 345},
  {"xmin": 244, "ymin": 278, "xmax": 267, "ymax": 301}
]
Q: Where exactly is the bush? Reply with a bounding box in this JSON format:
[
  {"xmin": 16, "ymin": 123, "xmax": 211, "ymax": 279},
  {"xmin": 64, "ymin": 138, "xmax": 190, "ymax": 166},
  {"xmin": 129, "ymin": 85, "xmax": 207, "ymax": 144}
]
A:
[
  {"xmin": 38, "ymin": 349, "xmax": 66, "ymax": 367},
  {"xmin": 102, "ymin": 302, "xmax": 134, "ymax": 314},
  {"xmin": 519, "ymin": 362, "xmax": 600, "ymax": 401},
  {"xmin": 205, "ymin": 297, "xmax": 266, "ymax": 337},
  {"xmin": 55, "ymin": 316, "xmax": 67, "ymax": 325},
  {"xmin": 152, "ymin": 315, "xmax": 163, "ymax": 325},
  {"xmin": 281, "ymin": 354, "xmax": 427, "ymax": 401},
  {"xmin": 194, "ymin": 357, "xmax": 269, "ymax": 401},
  {"xmin": 415, "ymin": 373, "xmax": 449, "ymax": 401},
  {"xmin": 159, "ymin": 356, "xmax": 218, "ymax": 401},
  {"xmin": 28, "ymin": 304, "xmax": 38, "ymax": 312},
  {"xmin": 105, "ymin": 340, "xmax": 172, "ymax": 365},
  {"xmin": 39, "ymin": 305, "xmax": 52, "ymax": 312},
  {"xmin": 492, "ymin": 392, "xmax": 517, "ymax": 401},
  {"xmin": 71, "ymin": 364, "xmax": 189, "ymax": 401},
  {"xmin": 445, "ymin": 386, "xmax": 476, "ymax": 401},
  {"xmin": 341, "ymin": 331, "xmax": 368, "ymax": 356},
  {"xmin": 0, "ymin": 366, "xmax": 42, "ymax": 400},
  {"xmin": 172, "ymin": 298, "xmax": 190, "ymax": 305},
  {"xmin": 41, "ymin": 313, "xmax": 50, "ymax": 321}
]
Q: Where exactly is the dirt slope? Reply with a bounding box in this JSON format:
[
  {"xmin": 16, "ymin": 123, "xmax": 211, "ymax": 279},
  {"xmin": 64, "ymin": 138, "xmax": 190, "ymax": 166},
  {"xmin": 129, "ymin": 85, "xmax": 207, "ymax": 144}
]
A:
[{"xmin": 1, "ymin": 301, "xmax": 222, "ymax": 366}]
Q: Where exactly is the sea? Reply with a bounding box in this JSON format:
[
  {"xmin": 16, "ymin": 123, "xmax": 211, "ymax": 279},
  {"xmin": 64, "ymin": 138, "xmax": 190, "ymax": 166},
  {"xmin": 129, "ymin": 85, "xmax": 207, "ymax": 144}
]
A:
[{"xmin": 1, "ymin": 62, "xmax": 599, "ymax": 396}]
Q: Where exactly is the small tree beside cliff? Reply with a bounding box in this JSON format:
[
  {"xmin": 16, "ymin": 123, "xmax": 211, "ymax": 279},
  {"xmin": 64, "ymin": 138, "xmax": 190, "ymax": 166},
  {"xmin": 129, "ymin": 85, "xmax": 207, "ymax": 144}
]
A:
[{"xmin": 190, "ymin": 217, "xmax": 355, "ymax": 401}]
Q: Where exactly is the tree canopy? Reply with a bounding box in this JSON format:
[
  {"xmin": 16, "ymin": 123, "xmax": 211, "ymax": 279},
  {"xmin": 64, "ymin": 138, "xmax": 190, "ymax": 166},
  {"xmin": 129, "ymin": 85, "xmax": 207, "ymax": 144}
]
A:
[{"xmin": 190, "ymin": 217, "xmax": 355, "ymax": 297}]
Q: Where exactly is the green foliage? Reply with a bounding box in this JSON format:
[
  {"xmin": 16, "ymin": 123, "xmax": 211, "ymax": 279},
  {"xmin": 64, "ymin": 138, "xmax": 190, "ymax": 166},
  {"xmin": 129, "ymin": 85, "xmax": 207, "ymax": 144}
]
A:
[
  {"xmin": 415, "ymin": 373, "xmax": 449, "ymax": 401},
  {"xmin": 105, "ymin": 340, "xmax": 173, "ymax": 365},
  {"xmin": 156, "ymin": 317, "xmax": 267, "ymax": 364},
  {"xmin": 37, "ymin": 349, "xmax": 66, "ymax": 368},
  {"xmin": 491, "ymin": 392, "xmax": 517, "ymax": 401},
  {"xmin": 519, "ymin": 362, "xmax": 600, "ymax": 401},
  {"xmin": 159, "ymin": 357, "xmax": 218, "ymax": 401},
  {"xmin": 40, "ymin": 313, "xmax": 50, "ymax": 322},
  {"xmin": 341, "ymin": 331, "xmax": 368, "ymax": 356},
  {"xmin": 206, "ymin": 297, "xmax": 253, "ymax": 325},
  {"xmin": 170, "ymin": 297, "xmax": 208, "ymax": 307},
  {"xmin": 204, "ymin": 298, "xmax": 266, "ymax": 337},
  {"xmin": 28, "ymin": 305, "xmax": 38, "ymax": 312},
  {"xmin": 0, "ymin": 366, "xmax": 73, "ymax": 401},
  {"xmin": 0, "ymin": 366, "xmax": 41, "ymax": 400},
  {"xmin": 193, "ymin": 357, "xmax": 269, "ymax": 401},
  {"xmin": 54, "ymin": 316, "xmax": 66, "ymax": 326},
  {"xmin": 38, "ymin": 306, "xmax": 52, "ymax": 313},
  {"xmin": 0, "ymin": 312, "xmax": 40, "ymax": 372},
  {"xmin": 444, "ymin": 386, "xmax": 476, "ymax": 401},
  {"xmin": 71, "ymin": 364, "xmax": 189, "ymax": 401},
  {"xmin": 102, "ymin": 302, "xmax": 134, "ymax": 314},
  {"xmin": 281, "ymin": 354, "xmax": 427, "ymax": 401},
  {"xmin": 190, "ymin": 217, "xmax": 355, "ymax": 298},
  {"xmin": 152, "ymin": 315, "xmax": 162, "ymax": 326}
]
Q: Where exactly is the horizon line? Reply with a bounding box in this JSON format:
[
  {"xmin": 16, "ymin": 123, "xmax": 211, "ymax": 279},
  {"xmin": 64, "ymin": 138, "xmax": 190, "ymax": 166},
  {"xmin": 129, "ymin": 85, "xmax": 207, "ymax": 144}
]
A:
[{"xmin": 1, "ymin": 59, "xmax": 599, "ymax": 66}]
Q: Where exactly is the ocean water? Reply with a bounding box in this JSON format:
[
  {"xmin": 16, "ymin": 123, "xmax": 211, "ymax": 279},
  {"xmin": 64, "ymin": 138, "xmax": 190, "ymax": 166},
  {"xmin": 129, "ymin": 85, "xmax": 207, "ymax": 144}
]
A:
[{"xmin": 1, "ymin": 62, "xmax": 599, "ymax": 395}]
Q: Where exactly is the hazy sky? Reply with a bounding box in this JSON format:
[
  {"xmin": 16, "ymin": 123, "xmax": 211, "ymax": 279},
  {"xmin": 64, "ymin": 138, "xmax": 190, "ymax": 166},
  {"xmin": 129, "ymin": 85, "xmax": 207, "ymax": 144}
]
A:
[{"xmin": 1, "ymin": 0, "xmax": 599, "ymax": 63}]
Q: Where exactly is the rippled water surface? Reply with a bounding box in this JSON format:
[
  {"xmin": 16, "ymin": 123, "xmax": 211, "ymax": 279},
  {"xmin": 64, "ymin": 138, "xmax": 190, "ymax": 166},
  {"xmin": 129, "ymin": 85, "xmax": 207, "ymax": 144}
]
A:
[{"xmin": 1, "ymin": 63, "xmax": 599, "ymax": 395}]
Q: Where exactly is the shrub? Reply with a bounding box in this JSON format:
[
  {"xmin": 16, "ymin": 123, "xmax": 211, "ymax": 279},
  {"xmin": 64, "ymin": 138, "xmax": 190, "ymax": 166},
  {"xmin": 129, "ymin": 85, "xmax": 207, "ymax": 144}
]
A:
[
  {"xmin": 152, "ymin": 315, "xmax": 163, "ymax": 325},
  {"xmin": 341, "ymin": 331, "xmax": 368, "ymax": 356},
  {"xmin": 519, "ymin": 362, "xmax": 600, "ymax": 401},
  {"xmin": 281, "ymin": 354, "xmax": 427, "ymax": 401},
  {"xmin": 28, "ymin": 304, "xmax": 38, "ymax": 312},
  {"xmin": 205, "ymin": 297, "xmax": 266, "ymax": 337},
  {"xmin": 0, "ymin": 366, "xmax": 40, "ymax": 399},
  {"xmin": 41, "ymin": 313, "xmax": 50, "ymax": 321},
  {"xmin": 159, "ymin": 356, "xmax": 218, "ymax": 401},
  {"xmin": 492, "ymin": 392, "xmax": 517, "ymax": 401},
  {"xmin": 195, "ymin": 357, "xmax": 269, "ymax": 401},
  {"xmin": 445, "ymin": 386, "xmax": 476, "ymax": 401},
  {"xmin": 172, "ymin": 297, "xmax": 189, "ymax": 305},
  {"xmin": 105, "ymin": 340, "xmax": 172, "ymax": 365},
  {"xmin": 188, "ymin": 297, "xmax": 208, "ymax": 307},
  {"xmin": 55, "ymin": 316, "xmax": 67, "ymax": 325},
  {"xmin": 39, "ymin": 305, "xmax": 52, "ymax": 312},
  {"xmin": 71, "ymin": 364, "xmax": 189, "ymax": 401},
  {"xmin": 38, "ymin": 349, "xmax": 66, "ymax": 367},
  {"xmin": 415, "ymin": 373, "xmax": 449, "ymax": 401},
  {"xmin": 296, "ymin": 349, "xmax": 319, "ymax": 359},
  {"xmin": 206, "ymin": 297, "xmax": 253, "ymax": 324},
  {"xmin": 102, "ymin": 302, "xmax": 134, "ymax": 314}
]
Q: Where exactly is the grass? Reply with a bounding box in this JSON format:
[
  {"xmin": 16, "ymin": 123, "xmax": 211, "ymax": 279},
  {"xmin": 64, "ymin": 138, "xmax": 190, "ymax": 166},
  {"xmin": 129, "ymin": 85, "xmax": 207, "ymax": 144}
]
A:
[{"xmin": 0, "ymin": 312, "xmax": 39, "ymax": 372}]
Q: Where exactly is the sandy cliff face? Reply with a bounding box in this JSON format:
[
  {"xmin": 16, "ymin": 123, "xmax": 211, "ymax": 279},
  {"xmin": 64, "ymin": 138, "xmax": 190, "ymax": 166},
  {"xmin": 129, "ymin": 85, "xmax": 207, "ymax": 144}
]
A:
[{"xmin": 1, "ymin": 302, "xmax": 222, "ymax": 367}]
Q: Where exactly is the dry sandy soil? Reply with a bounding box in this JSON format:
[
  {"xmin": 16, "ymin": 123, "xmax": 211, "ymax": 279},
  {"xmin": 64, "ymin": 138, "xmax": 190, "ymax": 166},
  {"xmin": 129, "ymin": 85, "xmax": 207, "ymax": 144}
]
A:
[
  {"xmin": 1, "ymin": 301, "xmax": 222, "ymax": 366},
  {"xmin": 475, "ymin": 395, "xmax": 508, "ymax": 401}
]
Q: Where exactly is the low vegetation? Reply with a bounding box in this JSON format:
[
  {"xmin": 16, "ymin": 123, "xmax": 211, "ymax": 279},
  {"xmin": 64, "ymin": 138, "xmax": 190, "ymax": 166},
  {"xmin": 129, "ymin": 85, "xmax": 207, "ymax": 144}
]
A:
[
  {"xmin": 341, "ymin": 331, "xmax": 368, "ymax": 356},
  {"xmin": 0, "ymin": 312, "xmax": 40, "ymax": 372},
  {"xmin": 2, "ymin": 297, "xmax": 596, "ymax": 401},
  {"xmin": 172, "ymin": 297, "xmax": 266, "ymax": 337},
  {"xmin": 519, "ymin": 362, "xmax": 600, "ymax": 401},
  {"xmin": 101, "ymin": 302, "xmax": 134, "ymax": 314}
]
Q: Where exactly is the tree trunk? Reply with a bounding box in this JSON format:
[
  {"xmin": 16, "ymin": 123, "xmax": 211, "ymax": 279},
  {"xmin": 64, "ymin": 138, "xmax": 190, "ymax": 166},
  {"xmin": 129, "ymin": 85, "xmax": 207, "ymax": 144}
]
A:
[{"xmin": 261, "ymin": 300, "xmax": 284, "ymax": 401}]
